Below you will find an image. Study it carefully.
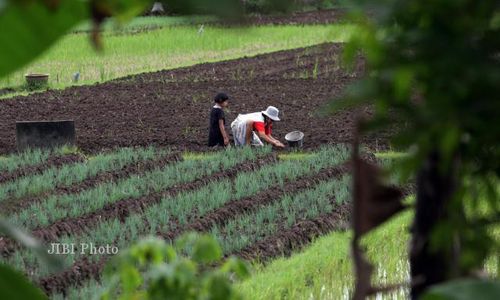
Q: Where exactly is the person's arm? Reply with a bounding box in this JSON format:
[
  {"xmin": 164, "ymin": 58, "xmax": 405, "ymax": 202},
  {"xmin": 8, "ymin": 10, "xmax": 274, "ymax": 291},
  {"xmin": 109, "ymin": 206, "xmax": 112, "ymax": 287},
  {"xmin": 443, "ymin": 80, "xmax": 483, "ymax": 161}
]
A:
[
  {"xmin": 268, "ymin": 134, "xmax": 285, "ymax": 147},
  {"xmin": 257, "ymin": 131, "xmax": 284, "ymax": 148},
  {"xmin": 219, "ymin": 119, "xmax": 229, "ymax": 145},
  {"xmin": 267, "ymin": 134, "xmax": 279, "ymax": 143}
]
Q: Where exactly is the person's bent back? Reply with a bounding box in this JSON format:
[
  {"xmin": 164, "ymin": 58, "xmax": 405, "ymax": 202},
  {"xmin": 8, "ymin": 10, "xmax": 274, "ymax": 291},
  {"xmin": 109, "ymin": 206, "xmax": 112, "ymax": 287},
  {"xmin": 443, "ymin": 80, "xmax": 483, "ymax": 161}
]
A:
[{"xmin": 231, "ymin": 106, "xmax": 285, "ymax": 148}]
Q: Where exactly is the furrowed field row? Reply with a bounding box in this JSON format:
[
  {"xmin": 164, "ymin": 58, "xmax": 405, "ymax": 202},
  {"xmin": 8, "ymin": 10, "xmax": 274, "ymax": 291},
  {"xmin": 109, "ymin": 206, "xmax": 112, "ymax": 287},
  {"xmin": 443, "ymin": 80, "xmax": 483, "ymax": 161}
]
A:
[
  {"xmin": 2, "ymin": 146, "xmax": 347, "ymax": 275},
  {"xmin": 0, "ymin": 153, "xmax": 278, "ymax": 257},
  {"xmin": 37, "ymin": 170, "xmax": 351, "ymax": 296},
  {"xmin": 66, "ymin": 149, "xmax": 347, "ymax": 263},
  {"xmin": 50, "ymin": 203, "xmax": 351, "ymax": 300},
  {"xmin": 213, "ymin": 175, "xmax": 351, "ymax": 254},
  {"xmin": 0, "ymin": 147, "xmax": 69, "ymax": 173},
  {"xmin": 233, "ymin": 203, "xmax": 350, "ymax": 262},
  {"xmin": 0, "ymin": 146, "xmax": 165, "ymax": 204},
  {"xmin": 0, "ymin": 151, "xmax": 181, "ymax": 214},
  {"xmin": 6, "ymin": 147, "xmax": 271, "ymax": 230},
  {"xmin": 0, "ymin": 151, "xmax": 85, "ymax": 185},
  {"xmin": 0, "ymin": 154, "xmax": 277, "ymax": 292},
  {"xmin": 3, "ymin": 146, "xmax": 348, "ymax": 292},
  {"xmin": 162, "ymin": 164, "xmax": 350, "ymax": 241}
]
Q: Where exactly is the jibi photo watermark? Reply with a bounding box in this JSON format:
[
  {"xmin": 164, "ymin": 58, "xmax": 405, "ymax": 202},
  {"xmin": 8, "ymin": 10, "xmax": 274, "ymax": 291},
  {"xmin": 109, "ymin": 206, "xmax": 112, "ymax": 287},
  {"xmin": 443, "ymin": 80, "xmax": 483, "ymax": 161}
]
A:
[{"xmin": 47, "ymin": 243, "xmax": 119, "ymax": 255}]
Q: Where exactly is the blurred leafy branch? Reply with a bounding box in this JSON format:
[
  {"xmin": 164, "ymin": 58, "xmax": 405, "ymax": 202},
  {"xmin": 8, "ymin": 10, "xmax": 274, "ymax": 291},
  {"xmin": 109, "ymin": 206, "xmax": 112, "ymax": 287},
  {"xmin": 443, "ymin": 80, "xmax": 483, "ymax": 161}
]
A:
[
  {"xmin": 0, "ymin": 219, "xmax": 60, "ymax": 299},
  {"xmin": 332, "ymin": 0, "xmax": 500, "ymax": 298},
  {"xmin": 101, "ymin": 234, "xmax": 250, "ymax": 300}
]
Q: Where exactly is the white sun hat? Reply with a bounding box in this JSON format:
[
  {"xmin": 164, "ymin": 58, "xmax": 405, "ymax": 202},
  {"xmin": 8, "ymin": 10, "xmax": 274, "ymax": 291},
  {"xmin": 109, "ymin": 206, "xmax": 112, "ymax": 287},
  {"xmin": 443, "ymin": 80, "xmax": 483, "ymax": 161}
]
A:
[{"xmin": 262, "ymin": 106, "xmax": 281, "ymax": 121}]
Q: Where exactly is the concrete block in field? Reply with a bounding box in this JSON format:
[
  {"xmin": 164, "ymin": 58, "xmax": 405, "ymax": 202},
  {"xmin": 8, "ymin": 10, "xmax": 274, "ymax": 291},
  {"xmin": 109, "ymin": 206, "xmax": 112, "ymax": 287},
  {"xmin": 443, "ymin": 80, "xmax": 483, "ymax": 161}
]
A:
[{"xmin": 16, "ymin": 120, "xmax": 75, "ymax": 151}]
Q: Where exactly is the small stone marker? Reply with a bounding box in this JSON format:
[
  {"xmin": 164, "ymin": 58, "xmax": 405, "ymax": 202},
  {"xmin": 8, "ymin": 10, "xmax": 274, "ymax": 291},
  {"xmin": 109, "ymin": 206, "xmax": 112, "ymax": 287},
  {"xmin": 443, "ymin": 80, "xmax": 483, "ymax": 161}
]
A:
[{"xmin": 16, "ymin": 120, "xmax": 75, "ymax": 151}]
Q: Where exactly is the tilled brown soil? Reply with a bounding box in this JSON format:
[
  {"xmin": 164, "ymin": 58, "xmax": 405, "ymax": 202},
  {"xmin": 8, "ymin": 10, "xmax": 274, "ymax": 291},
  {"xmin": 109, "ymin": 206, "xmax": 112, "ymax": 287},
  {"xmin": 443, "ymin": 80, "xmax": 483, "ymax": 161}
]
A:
[
  {"xmin": 0, "ymin": 152, "xmax": 182, "ymax": 215},
  {"xmin": 145, "ymin": 8, "xmax": 346, "ymax": 25},
  {"xmin": 0, "ymin": 153, "xmax": 85, "ymax": 185},
  {"xmin": 0, "ymin": 43, "xmax": 379, "ymax": 155},
  {"xmin": 0, "ymin": 153, "xmax": 277, "ymax": 257},
  {"xmin": 241, "ymin": 8, "xmax": 348, "ymax": 25}
]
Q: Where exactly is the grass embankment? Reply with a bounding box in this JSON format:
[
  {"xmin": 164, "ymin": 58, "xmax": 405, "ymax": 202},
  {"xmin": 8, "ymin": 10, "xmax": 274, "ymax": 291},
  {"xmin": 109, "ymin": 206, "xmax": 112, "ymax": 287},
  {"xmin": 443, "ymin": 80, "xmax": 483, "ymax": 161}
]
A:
[
  {"xmin": 0, "ymin": 21, "xmax": 355, "ymax": 96},
  {"xmin": 238, "ymin": 201, "xmax": 499, "ymax": 300},
  {"xmin": 71, "ymin": 16, "xmax": 216, "ymax": 33}
]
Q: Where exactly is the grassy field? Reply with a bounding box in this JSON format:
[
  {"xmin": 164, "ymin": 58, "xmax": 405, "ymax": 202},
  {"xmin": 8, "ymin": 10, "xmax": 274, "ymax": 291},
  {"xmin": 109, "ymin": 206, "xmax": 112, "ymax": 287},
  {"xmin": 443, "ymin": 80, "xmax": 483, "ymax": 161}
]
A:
[
  {"xmin": 71, "ymin": 16, "xmax": 216, "ymax": 33},
  {"xmin": 0, "ymin": 21, "xmax": 355, "ymax": 96}
]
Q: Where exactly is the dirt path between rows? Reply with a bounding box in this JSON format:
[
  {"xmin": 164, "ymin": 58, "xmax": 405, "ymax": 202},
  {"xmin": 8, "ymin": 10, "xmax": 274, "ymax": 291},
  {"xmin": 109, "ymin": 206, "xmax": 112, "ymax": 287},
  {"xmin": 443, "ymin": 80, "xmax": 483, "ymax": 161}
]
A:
[
  {"xmin": 246, "ymin": 8, "xmax": 347, "ymax": 25},
  {"xmin": 144, "ymin": 8, "xmax": 347, "ymax": 26}
]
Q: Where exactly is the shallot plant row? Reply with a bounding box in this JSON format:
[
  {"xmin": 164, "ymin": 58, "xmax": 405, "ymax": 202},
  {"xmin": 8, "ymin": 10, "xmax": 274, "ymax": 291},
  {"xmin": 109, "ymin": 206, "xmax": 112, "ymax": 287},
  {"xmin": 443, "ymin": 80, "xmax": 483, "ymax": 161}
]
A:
[
  {"xmin": 8, "ymin": 146, "xmax": 271, "ymax": 230},
  {"xmin": 0, "ymin": 146, "xmax": 165, "ymax": 203},
  {"xmin": 2, "ymin": 145, "xmax": 349, "ymax": 280}
]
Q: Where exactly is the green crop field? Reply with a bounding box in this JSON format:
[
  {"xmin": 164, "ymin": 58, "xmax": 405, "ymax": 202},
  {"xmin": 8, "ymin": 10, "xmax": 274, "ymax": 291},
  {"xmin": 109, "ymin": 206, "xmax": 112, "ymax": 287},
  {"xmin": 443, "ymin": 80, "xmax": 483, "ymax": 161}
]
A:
[
  {"xmin": 0, "ymin": 144, "xmax": 364, "ymax": 299},
  {"xmin": 1, "ymin": 4, "xmax": 497, "ymax": 300},
  {"xmin": 0, "ymin": 20, "xmax": 355, "ymax": 97},
  {"xmin": 0, "ymin": 15, "xmax": 368, "ymax": 299}
]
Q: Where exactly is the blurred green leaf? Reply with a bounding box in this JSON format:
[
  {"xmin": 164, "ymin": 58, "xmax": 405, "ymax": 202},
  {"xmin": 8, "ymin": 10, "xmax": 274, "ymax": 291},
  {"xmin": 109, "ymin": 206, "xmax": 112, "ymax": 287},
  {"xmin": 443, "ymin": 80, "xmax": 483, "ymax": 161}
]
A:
[
  {"xmin": 192, "ymin": 234, "xmax": 222, "ymax": 263},
  {"xmin": 128, "ymin": 236, "xmax": 175, "ymax": 266},
  {"xmin": 202, "ymin": 273, "xmax": 234, "ymax": 300},
  {"xmin": 422, "ymin": 279, "xmax": 500, "ymax": 300},
  {"xmin": 393, "ymin": 67, "xmax": 413, "ymax": 101},
  {"xmin": 0, "ymin": 0, "xmax": 88, "ymax": 79},
  {"xmin": 104, "ymin": 235, "xmax": 246, "ymax": 299},
  {"xmin": 0, "ymin": 219, "xmax": 63, "ymax": 272},
  {"xmin": 120, "ymin": 264, "xmax": 142, "ymax": 294},
  {"xmin": 323, "ymin": 79, "xmax": 375, "ymax": 115},
  {"xmin": 0, "ymin": 263, "xmax": 47, "ymax": 300},
  {"xmin": 176, "ymin": 232, "xmax": 222, "ymax": 263},
  {"xmin": 221, "ymin": 256, "xmax": 251, "ymax": 280}
]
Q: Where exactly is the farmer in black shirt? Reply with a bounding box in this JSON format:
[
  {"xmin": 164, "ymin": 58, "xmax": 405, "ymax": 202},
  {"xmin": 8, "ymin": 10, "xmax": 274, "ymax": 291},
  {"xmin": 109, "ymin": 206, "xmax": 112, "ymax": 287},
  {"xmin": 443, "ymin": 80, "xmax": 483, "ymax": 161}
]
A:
[{"xmin": 208, "ymin": 93, "xmax": 230, "ymax": 147}]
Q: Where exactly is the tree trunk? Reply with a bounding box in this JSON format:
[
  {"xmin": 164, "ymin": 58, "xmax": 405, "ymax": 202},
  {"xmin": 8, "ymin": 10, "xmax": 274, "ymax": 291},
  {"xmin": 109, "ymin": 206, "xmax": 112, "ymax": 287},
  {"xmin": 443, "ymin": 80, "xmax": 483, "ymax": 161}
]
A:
[{"xmin": 410, "ymin": 151, "xmax": 457, "ymax": 299}]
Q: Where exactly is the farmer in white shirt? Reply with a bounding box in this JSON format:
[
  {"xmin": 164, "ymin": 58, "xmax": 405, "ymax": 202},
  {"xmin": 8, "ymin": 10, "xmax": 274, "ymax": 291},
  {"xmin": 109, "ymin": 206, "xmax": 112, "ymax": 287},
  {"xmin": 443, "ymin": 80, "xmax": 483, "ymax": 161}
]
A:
[{"xmin": 231, "ymin": 106, "xmax": 285, "ymax": 148}]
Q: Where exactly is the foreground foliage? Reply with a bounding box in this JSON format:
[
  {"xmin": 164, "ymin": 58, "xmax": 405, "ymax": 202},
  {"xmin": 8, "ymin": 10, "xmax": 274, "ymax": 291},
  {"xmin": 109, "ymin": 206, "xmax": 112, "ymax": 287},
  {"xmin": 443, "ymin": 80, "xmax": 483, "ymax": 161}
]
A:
[
  {"xmin": 334, "ymin": 0, "xmax": 500, "ymax": 298},
  {"xmin": 101, "ymin": 234, "xmax": 250, "ymax": 300}
]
